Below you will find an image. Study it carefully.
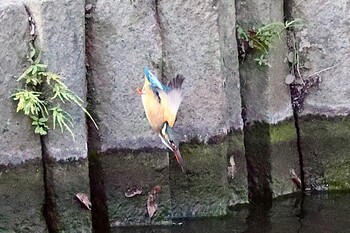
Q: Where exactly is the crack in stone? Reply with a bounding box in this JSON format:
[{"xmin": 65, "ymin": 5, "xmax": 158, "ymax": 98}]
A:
[
  {"xmin": 23, "ymin": 4, "xmax": 60, "ymax": 231},
  {"xmin": 283, "ymin": 0, "xmax": 306, "ymax": 192}
]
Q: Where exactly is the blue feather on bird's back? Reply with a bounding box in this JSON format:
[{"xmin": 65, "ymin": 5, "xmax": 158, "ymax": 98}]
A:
[{"xmin": 143, "ymin": 66, "xmax": 166, "ymax": 91}]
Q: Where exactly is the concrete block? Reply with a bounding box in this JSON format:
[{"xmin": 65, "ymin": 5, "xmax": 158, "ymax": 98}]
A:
[
  {"xmin": 27, "ymin": 0, "xmax": 88, "ymax": 161},
  {"xmin": 0, "ymin": 161, "xmax": 46, "ymax": 232},
  {"xmin": 270, "ymin": 120, "xmax": 300, "ymax": 196},
  {"xmin": 51, "ymin": 160, "xmax": 91, "ymax": 231},
  {"xmin": 290, "ymin": 1, "xmax": 350, "ymax": 190},
  {"xmin": 99, "ymin": 151, "xmax": 171, "ymax": 226},
  {"xmin": 159, "ymin": 0, "xmax": 243, "ymax": 141},
  {"xmin": 299, "ymin": 116, "xmax": 350, "ymax": 190},
  {"xmin": 227, "ymin": 131, "xmax": 248, "ymax": 206},
  {"xmin": 16, "ymin": 1, "xmax": 91, "ymax": 231},
  {"xmin": 236, "ymin": 0, "xmax": 298, "ymax": 200},
  {"xmin": 170, "ymin": 141, "xmax": 229, "ymax": 218},
  {"xmin": 217, "ymin": 0, "xmax": 243, "ymax": 130},
  {"xmin": 291, "ymin": 0, "xmax": 350, "ymax": 116},
  {"xmin": 0, "ymin": 1, "xmax": 41, "ymax": 165},
  {"xmin": 89, "ymin": 0, "xmax": 163, "ymax": 151}
]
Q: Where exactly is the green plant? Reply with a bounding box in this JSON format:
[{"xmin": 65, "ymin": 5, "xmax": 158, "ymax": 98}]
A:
[
  {"xmin": 12, "ymin": 43, "xmax": 98, "ymax": 139},
  {"xmin": 237, "ymin": 19, "xmax": 303, "ymax": 66}
]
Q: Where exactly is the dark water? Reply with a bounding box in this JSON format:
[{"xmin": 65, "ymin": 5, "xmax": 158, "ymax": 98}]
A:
[{"xmin": 112, "ymin": 192, "xmax": 350, "ymax": 233}]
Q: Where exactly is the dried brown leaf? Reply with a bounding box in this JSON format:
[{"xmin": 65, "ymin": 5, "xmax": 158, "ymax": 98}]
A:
[
  {"xmin": 75, "ymin": 192, "xmax": 92, "ymax": 210},
  {"xmin": 146, "ymin": 185, "xmax": 161, "ymax": 219},
  {"xmin": 151, "ymin": 185, "xmax": 161, "ymax": 195},
  {"xmin": 147, "ymin": 193, "xmax": 158, "ymax": 219},
  {"xmin": 124, "ymin": 187, "xmax": 143, "ymax": 198},
  {"xmin": 289, "ymin": 169, "xmax": 301, "ymax": 189}
]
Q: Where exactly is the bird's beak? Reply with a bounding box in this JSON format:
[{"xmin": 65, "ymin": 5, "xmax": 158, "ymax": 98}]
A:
[
  {"xmin": 159, "ymin": 133, "xmax": 185, "ymax": 172},
  {"xmin": 171, "ymin": 143, "xmax": 184, "ymax": 168}
]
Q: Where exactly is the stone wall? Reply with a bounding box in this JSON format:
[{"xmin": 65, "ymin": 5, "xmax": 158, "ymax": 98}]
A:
[{"xmin": 0, "ymin": 0, "xmax": 349, "ymax": 231}]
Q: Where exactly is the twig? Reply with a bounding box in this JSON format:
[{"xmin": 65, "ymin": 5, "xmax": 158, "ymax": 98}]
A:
[
  {"xmin": 306, "ymin": 63, "xmax": 339, "ymax": 79},
  {"xmin": 292, "ymin": 34, "xmax": 303, "ymax": 83}
]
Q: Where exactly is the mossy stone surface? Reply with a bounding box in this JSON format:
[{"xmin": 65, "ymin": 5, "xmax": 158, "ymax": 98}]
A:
[
  {"xmin": 101, "ymin": 150, "xmax": 172, "ymax": 226},
  {"xmin": 270, "ymin": 120, "xmax": 300, "ymax": 197},
  {"xmin": 0, "ymin": 160, "xmax": 46, "ymax": 232},
  {"xmin": 227, "ymin": 131, "xmax": 248, "ymax": 206},
  {"xmin": 170, "ymin": 141, "xmax": 229, "ymax": 218},
  {"xmin": 299, "ymin": 116, "xmax": 350, "ymax": 190},
  {"xmin": 244, "ymin": 120, "xmax": 300, "ymax": 201},
  {"xmin": 52, "ymin": 159, "xmax": 92, "ymax": 232}
]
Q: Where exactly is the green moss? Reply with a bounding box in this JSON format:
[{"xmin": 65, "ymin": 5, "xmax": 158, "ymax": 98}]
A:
[
  {"xmin": 170, "ymin": 140, "xmax": 229, "ymax": 217},
  {"xmin": 0, "ymin": 160, "xmax": 46, "ymax": 232},
  {"xmin": 325, "ymin": 160, "xmax": 350, "ymax": 190},
  {"xmin": 270, "ymin": 120, "xmax": 297, "ymax": 144},
  {"xmin": 244, "ymin": 121, "xmax": 299, "ymax": 199},
  {"xmin": 300, "ymin": 116, "xmax": 350, "ymax": 191},
  {"xmin": 100, "ymin": 150, "xmax": 172, "ymax": 226},
  {"xmin": 52, "ymin": 160, "xmax": 92, "ymax": 231}
]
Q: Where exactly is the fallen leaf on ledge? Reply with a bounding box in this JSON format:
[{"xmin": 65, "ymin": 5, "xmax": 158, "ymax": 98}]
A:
[
  {"xmin": 124, "ymin": 187, "xmax": 143, "ymax": 198},
  {"xmin": 147, "ymin": 193, "xmax": 158, "ymax": 219},
  {"xmin": 146, "ymin": 185, "xmax": 161, "ymax": 219},
  {"xmin": 75, "ymin": 193, "xmax": 92, "ymax": 210},
  {"xmin": 151, "ymin": 185, "xmax": 161, "ymax": 195},
  {"xmin": 289, "ymin": 169, "xmax": 302, "ymax": 190}
]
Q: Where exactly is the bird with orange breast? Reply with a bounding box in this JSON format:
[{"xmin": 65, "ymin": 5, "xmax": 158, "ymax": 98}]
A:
[{"xmin": 137, "ymin": 66, "xmax": 185, "ymax": 171}]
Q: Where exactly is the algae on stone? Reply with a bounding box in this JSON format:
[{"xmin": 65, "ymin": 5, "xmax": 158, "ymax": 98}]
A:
[
  {"xmin": 0, "ymin": 161, "xmax": 46, "ymax": 232},
  {"xmin": 170, "ymin": 141, "xmax": 229, "ymax": 218},
  {"xmin": 300, "ymin": 116, "xmax": 350, "ymax": 190},
  {"xmin": 101, "ymin": 150, "xmax": 172, "ymax": 226}
]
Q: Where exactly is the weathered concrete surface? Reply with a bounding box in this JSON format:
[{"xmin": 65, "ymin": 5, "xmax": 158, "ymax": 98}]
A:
[
  {"xmin": 270, "ymin": 120, "xmax": 300, "ymax": 196},
  {"xmin": 291, "ymin": 0, "xmax": 350, "ymax": 116},
  {"xmin": 50, "ymin": 159, "xmax": 91, "ymax": 231},
  {"xmin": 100, "ymin": 151, "xmax": 172, "ymax": 226},
  {"xmin": 28, "ymin": 0, "xmax": 88, "ymax": 161},
  {"xmin": 0, "ymin": 161, "xmax": 46, "ymax": 232},
  {"xmin": 23, "ymin": 1, "xmax": 91, "ymax": 231},
  {"xmin": 299, "ymin": 116, "xmax": 350, "ymax": 191},
  {"xmin": 170, "ymin": 142, "xmax": 229, "ymax": 218},
  {"xmin": 0, "ymin": 1, "xmax": 41, "ymax": 165},
  {"xmin": 244, "ymin": 120, "xmax": 300, "ymax": 201},
  {"xmin": 236, "ymin": 0, "xmax": 292, "ymax": 124},
  {"xmin": 218, "ymin": 0, "xmax": 243, "ymax": 131},
  {"xmin": 159, "ymin": 0, "xmax": 243, "ymax": 142},
  {"xmin": 236, "ymin": 0, "xmax": 298, "ymax": 201},
  {"xmin": 217, "ymin": 0, "xmax": 243, "ymax": 131},
  {"xmin": 90, "ymin": 0, "xmax": 163, "ymax": 151},
  {"xmin": 227, "ymin": 131, "xmax": 248, "ymax": 206},
  {"xmin": 289, "ymin": 1, "xmax": 350, "ymax": 190}
]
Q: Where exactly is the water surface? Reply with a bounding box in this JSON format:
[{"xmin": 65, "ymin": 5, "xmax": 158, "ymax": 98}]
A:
[{"xmin": 112, "ymin": 192, "xmax": 350, "ymax": 233}]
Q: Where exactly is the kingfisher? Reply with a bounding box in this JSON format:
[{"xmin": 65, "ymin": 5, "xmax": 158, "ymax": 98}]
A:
[{"xmin": 137, "ymin": 66, "xmax": 185, "ymax": 171}]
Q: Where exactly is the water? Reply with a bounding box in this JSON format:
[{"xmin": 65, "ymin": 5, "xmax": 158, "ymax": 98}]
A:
[{"xmin": 112, "ymin": 192, "xmax": 350, "ymax": 233}]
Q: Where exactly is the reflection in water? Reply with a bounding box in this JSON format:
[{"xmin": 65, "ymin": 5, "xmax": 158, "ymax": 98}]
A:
[
  {"xmin": 243, "ymin": 201, "xmax": 272, "ymax": 233},
  {"xmin": 110, "ymin": 192, "xmax": 350, "ymax": 233}
]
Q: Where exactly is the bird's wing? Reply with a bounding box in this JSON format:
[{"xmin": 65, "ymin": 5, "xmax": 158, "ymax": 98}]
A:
[
  {"xmin": 141, "ymin": 84, "xmax": 164, "ymax": 132},
  {"xmin": 159, "ymin": 75, "xmax": 185, "ymax": 127}
]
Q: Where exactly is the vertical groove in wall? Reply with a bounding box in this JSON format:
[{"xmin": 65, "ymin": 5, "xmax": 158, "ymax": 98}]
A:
[
  {"xmin": 236, "ymin": 1, "xmax": 273, "ymax": 202},
  {"xmin": 41, "ymin": 136, "xmax": 59, "ymax": 233},
  {"xmin": 154, "ymin": 0, "xmax": 166, "ymax": 80},
  {"xmin": 283, "ymin": 0, "xmax": 306, "ymax": 191},
  {"xmin": 23, "ymin": 4, "xmax": 60, "ymax": 231},
  {"xmin": 85, "ymin": 0, "xmax": 111, "ymax": 232}
]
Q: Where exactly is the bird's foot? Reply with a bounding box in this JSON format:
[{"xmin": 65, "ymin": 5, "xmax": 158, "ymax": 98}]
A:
[{"xmin": 136, "ymin": 88, "xmax": 145, "ymax": 95}]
